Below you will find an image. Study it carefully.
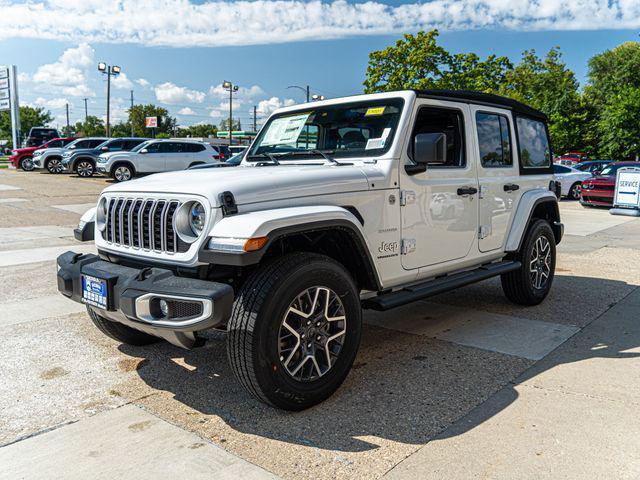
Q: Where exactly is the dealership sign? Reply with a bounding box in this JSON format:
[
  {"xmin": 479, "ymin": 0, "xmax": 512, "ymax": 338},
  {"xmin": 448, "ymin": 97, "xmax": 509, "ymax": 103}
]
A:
[
  {"xmin": 145, "ymin": 116, "xmax": 158, "ymax": 128},
  {"xmin": 611, "ymin": 168, "xmax": 640, "ymax": 217},
  {"xmin": 0, "ymin": 66, "xmax": 9, "ymax": 111}
]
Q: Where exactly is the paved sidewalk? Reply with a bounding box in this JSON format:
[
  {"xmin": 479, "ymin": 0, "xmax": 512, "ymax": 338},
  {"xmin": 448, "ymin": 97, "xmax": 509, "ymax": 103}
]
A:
[{"xmin": 384, "ymin": 287, "xmax": 640, "ymax": 479}]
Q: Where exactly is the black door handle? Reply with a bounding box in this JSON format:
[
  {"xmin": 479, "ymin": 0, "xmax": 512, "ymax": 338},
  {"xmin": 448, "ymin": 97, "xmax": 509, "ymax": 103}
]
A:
[
  {"xmin": 457, "ymin": 186, "xmax": 478, "ymax": 196},
  {"xmin": 504, "ymin": 183, "xmax": 520, "ymax": 192}
]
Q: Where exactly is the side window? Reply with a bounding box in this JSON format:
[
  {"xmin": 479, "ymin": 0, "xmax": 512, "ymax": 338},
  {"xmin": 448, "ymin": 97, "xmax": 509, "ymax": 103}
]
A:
[
  {"xmin": 88, "ymin": 140, "xmax": 104, "ymax": 148},
  {"xmin": 476, "ymin": 112, "xmax": 512, "ymax": 168},
  {"xmin": 108, "ymin": 140, "xmax": 124, "ymax": 151},
  {"xmin": 192, "ymin": 144, "xmax": 206, "ymax": 152},
  {"xmin": 62, "ymin": 139, "xmax": 75, "ymax": 146},
  {"xmin": 159, "ymin": 142, "xmax": 182, "ymax": 153},
  {"xmin": 49, "ymin": 140, "xmax": 63, "ymax": 148},
  {"xmin": 552, "ymin": 165, "xmax": 571, "ymax": 174},
  {"xmin": 410, "ymin": 107, "xmax": 465, "ymax": 167},
  {"xmin": 145, "ymin": 142, "xmax": 161, "ymax": 153},
  {"xmin": 516, "ymin": 116, "xmax": 551, "ymax": 169},
  {"xmin": 75, "ymin": 140, "xmax": 90, "ymax": 148}
]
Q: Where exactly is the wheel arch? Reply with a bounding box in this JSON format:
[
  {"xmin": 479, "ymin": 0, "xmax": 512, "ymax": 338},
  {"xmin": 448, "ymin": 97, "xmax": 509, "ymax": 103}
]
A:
[
  {"xmin": 110, "ymin": 160, "xmax": 136, "ymax": 176},
  {"xmin": 505, "ymin": 190, "xmax": 563, "ymax": 252},
  {"xmin": 198, "ymin": 206, "xmax": 381, "ymax": 291}
]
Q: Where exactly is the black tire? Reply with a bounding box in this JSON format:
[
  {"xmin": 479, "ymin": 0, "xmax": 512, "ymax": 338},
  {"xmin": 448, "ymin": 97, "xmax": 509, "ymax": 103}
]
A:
[
  {"xmin": 46, "ymin": 158, "xmax": 64, "ymax": 174},
  {"xmin": 87, "ymin": 307, "xmax": 160, "ymax": 346},
  {"xmin": 501, "ymin": 219, "xmax": 556, "ymax": 306},
  {"xmin": 112, "ymin": 163, "xmax": 134, "ymax": 182},
  {"xmin": 20, "ymin": 156, "xmax": 34, "ymax": 171},
  {"xmin": 227, "ymin": 252, "xmax": 362, "ymax": 410},
  {"xmin": 76, "ymin": 159, "xmax": 95, "ymax": 177},
  {"xmin": 568, "ymin": 182, "xmax": 581, "ymax": 200}
]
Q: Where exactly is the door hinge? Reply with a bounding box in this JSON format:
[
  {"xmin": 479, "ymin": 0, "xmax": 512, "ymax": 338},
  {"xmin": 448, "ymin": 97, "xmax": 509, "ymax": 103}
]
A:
[
  {"xmin": 479, "ymin": 225, "xmax": 491, "ymax": 240},
  {"xmin": 401, "ymin": 238, "xmax": 416, "ymax": 254},
  {"xmin": 479, "ymin": 185, "xmax": 488, "ymax": 199},
  {"xmin": 400, "ymin": 190, "xmax": 416, "ymax": 206}
]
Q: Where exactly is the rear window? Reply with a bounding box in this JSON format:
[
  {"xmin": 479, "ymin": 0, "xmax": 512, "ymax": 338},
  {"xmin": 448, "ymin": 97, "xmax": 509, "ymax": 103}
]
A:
[
  {"xmin": 516, "ymin": 116, "xmax": 551, "ymax": 169},
  {"xmin": 476, "ymin": 112, "xmax": 512, "ymax": 168}
]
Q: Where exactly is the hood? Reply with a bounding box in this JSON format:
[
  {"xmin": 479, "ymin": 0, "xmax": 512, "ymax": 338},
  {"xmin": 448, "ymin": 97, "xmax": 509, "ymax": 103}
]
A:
[
  {"xmin": 35, "ymin": 147, "xmax": 64, "ymax": 155},
  {"xmin": 103, "ymin": 164, "xmax": 371, "ymax": 206},
  {"xmin": 66, "ymin": 148, "xmax": 98, "ymax": 156},
  {"xmin": 101, "ymin": 151, "xmax": 134, "ymax": 160},
  {"xmin": 14, "ymin": 146, "xmax": 37, "ymax": 154},
  {"xmin": 584, "ymin": 175, "xmax": 614, "ymax": 185}
]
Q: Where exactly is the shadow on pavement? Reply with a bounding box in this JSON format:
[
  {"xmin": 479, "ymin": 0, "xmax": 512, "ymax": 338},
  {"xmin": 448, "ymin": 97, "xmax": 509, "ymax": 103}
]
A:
[{"xmin": 118, "ymin": 274, "xmax": 638, "ymax": 453}]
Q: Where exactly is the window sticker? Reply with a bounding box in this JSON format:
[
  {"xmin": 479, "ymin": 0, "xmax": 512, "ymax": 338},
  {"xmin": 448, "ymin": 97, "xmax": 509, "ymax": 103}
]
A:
[
  {"xmin": 365, "ymin": 128, "xmax": 392, "ymax": 150},
  {"xmin": 365, "ymin": 107, "xmax": 386, "ymax": 116},
  {"xmin": 261, "ymin": 113, "xmax": 311, "ymax": 146}
]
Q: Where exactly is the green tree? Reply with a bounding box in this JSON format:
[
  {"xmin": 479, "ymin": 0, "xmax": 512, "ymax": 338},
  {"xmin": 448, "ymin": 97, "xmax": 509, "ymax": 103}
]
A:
[
  {"xmin": 363, "ymin": 30, "xmax": 512, "ymax": 93},
  {"xmin": 110, "ymin": 122, "xmax": 132, "ymax": 138},
  {"xmin": 177, "ymin": 123, "xmax": 218, "ymax": 138},
  {"xmin": 597, "ymin": 86, "xmax": 640, "ymax": 160},
  {"xmin": 73, "ymin": 115, "xmax": 105, "ymax": 137},
  {"xmin": 129, "ymin": 104, "xmax": 176, "ymax": 137},
  {"xmin": 219, "ymin": 118, "xmax": 241, "ymax": 131},
  {"xmin": 0, "ymin": 106, "xmax": 53, "ymax": 148},
  {"xmin": 587, "ymin": 42, "xmax": 640, "ymax": 109},
  {"xmin": 500, "ymin": 48, "xmax": 585, "ymax": 155}
]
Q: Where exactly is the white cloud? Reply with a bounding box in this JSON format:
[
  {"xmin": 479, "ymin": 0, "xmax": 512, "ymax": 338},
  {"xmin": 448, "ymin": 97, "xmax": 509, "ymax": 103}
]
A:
[
  {"xmin": 135, "ymin": 78, "xmax": 150, "ymax": 88},
  {"xmin": 0, "ymin": 1, "xmax": 638, "ymax": 47},
  {"xmin": 154, "ymin": 82, "xmax": 206, "ymax": 104},
  {"xmin": 31, "ymin": 43, "xmax": 95, "ymax": 97},
  {"xmin": 32, "ymin": 97, "xmax": 71, "ymax": 109},
  {"xmin": 209, "ymin": 109, "xmax": 223, "ymax": 119},
  {"xmin": 112, "ymin": 72, "xmax": 133, "ymax": 90},
  {"xmin": 209, "ymin": 84, "xmax": 264, "ymax": 101},
  {"xmin": 178, "ymin": 107, "xmax": 196, "ymax": 115},
  {"xmin": 256, "ymin": 97, "xmax": 296, "ymax": 117}
]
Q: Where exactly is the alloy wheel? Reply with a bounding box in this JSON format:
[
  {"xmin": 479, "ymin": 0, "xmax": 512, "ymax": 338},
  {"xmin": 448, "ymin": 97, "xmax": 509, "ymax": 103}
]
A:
[
  {"xmin": 77, "ymin": 161, "xmax": 94, "ymax": 177},
  {"xmin": 114, "ymin": 166, "xmax": 131, "ymax": 182},
  {"xmin": 570, "ymin": 183, "xmax": 581, "ymax": 199},
  {"xmin": 20, "ymin": 157, "xmax": 34, "ymax": 171},
  {"xmin": 47, "ymin": 159, "xmax": 63, "ymax": 174},
  {"xmin": 529, "ymin": 236, "xmax": 551, "ymax": 290},
  {"xmin": 278, "ymin": 286, "xmax": 347, "ymax": 382}
]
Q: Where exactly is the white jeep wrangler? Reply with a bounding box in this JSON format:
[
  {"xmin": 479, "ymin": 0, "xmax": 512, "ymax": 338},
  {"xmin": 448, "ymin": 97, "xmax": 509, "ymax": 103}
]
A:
[{"xmin": 58, "ymin": 90, "xmax": 563, "ymax": 410}]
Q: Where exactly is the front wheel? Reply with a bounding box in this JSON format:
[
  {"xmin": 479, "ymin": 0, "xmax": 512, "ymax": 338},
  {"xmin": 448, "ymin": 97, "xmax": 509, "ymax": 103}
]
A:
[
  {"xmin": 76, "ymin": 160, "xmax": 95, "ymax": 177},
  {"xmin": 112, "ymin": 164, "xmax": 133, "ymax": 182},
  {"xmin": 20, "ymin": 156, "xmax": 34, "ymax": 171},
  {"xmin": 227, "ymin": 253, "xmax": 362, "ymax": 410},
  {"xmin": 568, "ymin": 182, "xmax": 582, "ymax": 200},
  {"xmin": 501, "ymin": 219, "xmax": 556, "ymax": 305},
  {"xmin": 46, "ymin": 158, "xmax": 64, "ymax": 174}
]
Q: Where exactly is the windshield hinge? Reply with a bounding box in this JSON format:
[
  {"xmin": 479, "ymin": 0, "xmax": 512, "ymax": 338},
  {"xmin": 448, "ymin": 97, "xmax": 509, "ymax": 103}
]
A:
[{"xmin": 400, "ymin": 190, "xmax": 416, "ymax": 206}]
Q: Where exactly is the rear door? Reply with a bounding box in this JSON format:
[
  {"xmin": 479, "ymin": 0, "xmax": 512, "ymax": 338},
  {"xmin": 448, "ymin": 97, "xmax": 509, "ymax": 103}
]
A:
[
  {"xmin": 472, "ymin": 107, "xmax": 522, "ymax": 252},
  {"xmin": 163, "ymin": 142, "xmax": 189, "ymax": 170}
]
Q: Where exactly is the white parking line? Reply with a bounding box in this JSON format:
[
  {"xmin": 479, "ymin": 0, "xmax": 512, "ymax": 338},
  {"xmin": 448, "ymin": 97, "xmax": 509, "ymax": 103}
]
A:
[
  {"xmin": 0, "ymin": 198, "xmax": 27, "ymax": 204},
  {"xmin": 0, "ymin": 294, "xmax": 87, "ymax": 328},
  {"xmin": 0, "ymin": 404, "xmax": 280, "ymax": 479},
  {"xmin": 0, "ymin": 226, "xmax": 75, "ymax": 244},
  {"xmin": 51, "ymin": 203, "xmax": 95, "ymax": 215},
  {"xmin": 365, "ymin": 301, "xmax": 579, "ymax": 360},
  {"xmin": 0, "ymin": 184, "xmax": 21, "ymax": 191},
  {"xmin": 0, "ymin": 244, "xmax": 96, "ymax": 267}
]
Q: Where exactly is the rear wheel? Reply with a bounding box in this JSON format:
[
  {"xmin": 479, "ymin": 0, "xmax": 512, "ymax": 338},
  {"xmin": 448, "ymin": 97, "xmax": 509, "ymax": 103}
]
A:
[
  {"xmin": 112, "ymin": 164, "xmax": 134, "ymax": 182},
  {"xmin": 568, "ymin": 182, "xmax": 582, "ymax": 200},
  {"xmin": 501, "ymin": 219, "xmax": 556, "ymax": 306},
  {"xmin": 20, "ymin": 156, "xmax": 34, "ymax": 171},
  {"xmin": 76, "ymin": 160, "xmax": 95, "ymax": 177},
  {"xmin": 46, "ymin": 158, "xmax": 64, "ymax": 174},
  {"xmin": 87, "ymin": 307, "xmax": 160, "ymax": 346},
  {"xmin": 227, "ymin": 253, "xmax": 362, "ymax": 410}
]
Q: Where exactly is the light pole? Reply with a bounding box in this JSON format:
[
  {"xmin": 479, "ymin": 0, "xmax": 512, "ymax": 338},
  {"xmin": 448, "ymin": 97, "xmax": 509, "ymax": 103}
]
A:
[
  {"xmin": 98, "ymin": 62, "xmax": 121, "ymax": 137},
  {"xmin": 222, "ymin": 80, "xmax": 238, "ymax": 146},
  {"xmin": 287, "ymin": 85, "xmax": 310, "ymax": 102}
]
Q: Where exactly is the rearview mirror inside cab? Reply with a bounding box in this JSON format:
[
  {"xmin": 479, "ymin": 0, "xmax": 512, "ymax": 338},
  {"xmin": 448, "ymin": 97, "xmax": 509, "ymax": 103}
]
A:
[{"xmin": 406, "ymin": 133, "xmax": 446, "ymax": 175}]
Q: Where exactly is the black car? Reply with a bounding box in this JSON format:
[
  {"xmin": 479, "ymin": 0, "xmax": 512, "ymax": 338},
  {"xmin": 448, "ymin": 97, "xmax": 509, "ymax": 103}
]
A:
[
  {"xmin": 24, "ymin": 127, "xmax": 60, "ymax": 147},
  {"xmin": 62, "ymin": 137, "xmax": 148, "ymax": 177}
]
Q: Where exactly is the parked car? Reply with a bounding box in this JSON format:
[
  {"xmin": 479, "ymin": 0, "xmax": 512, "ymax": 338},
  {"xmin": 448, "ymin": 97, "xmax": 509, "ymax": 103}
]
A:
[
  {"xmin": 188, "ymin": 151, "xmax": 244, "ymax": 169},
  {"xmin": 33, "ymin": 137, "xmax": 108, "ymax": 173},
  {"xmin": 61, "ymin": 137, "xmax": 148, "ymax": 177},
  {"xmin": 228, "ymin": 145, "xmax": 248, "ymax": 156},
  {"xmin": 23, "ymin": 127, "xmax": 60, "ymax": 147},
  {"xmin": 59, "ymin": 89, "xmax": 562, "ymax": 410},
  {"xmin": 581, "ymin": 161, "xmax": 640, "ymax": 207},
  {"xmin": 556, "ymin": 151, "xmax": 588, "ymax": 166},
  {"xmin": 574, "ymin": 160, "xmax": 613, "ymax": 175},
  {"xmin": 552, "ymin": 164, "xmax": 593, "ymax": 200},
  {"xmin": 10, "ymin": 137, "xmax": 76, "ymax": 171},
  {"xmin": 212, "ymin": 144, "xmax": 232, "ymax": 161},
  {"xmin": 96, "ymin": 139, "xmax": 220, "ymax": 181}
]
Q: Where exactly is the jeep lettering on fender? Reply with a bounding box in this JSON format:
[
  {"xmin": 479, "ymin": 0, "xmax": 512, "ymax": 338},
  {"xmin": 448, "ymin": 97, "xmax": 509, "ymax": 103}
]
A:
[{"xmin": 57, "ymin": 89, "xmax": 562, "ymax": 410}]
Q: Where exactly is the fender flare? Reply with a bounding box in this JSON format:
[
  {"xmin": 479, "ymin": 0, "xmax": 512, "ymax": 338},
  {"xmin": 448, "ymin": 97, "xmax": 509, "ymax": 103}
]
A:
[
  {"xmin": 198, "ymin": 205, "xmax": 381, "ymax": 289},
  {"xmin": 109, "ymin": 160, "xmax": 136, "ymax": 176},
  {"xmin": 504, "ymin": 190, "xmax": 562, "ymax": 252}
]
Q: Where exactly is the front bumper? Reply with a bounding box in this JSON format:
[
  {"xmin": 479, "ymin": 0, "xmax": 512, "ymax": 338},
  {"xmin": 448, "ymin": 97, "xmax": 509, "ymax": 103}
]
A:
[
  {"xmin": 9, "ymin": 155, "xmax": 19, "ymax": 168},
  {"xmin": 56, "ymin": 251, "xmax": 234, "ymax": 348}
]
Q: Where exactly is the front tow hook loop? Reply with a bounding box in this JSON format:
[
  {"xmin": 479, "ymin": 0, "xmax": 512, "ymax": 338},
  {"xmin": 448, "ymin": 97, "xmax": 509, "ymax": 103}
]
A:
[{"xmin": 136, "ymin": 267, "xmax": 153, "ymax": 281}]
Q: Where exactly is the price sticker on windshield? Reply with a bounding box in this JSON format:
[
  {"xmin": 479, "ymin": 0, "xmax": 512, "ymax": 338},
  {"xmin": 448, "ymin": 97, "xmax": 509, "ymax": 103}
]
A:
[
  {"xmin": 614, "ymin": 169, "xmax": 640, "ymax": 208},
  {"xmin": 365, "ymin": 107, "xmax": 386, "ymax": 116}
]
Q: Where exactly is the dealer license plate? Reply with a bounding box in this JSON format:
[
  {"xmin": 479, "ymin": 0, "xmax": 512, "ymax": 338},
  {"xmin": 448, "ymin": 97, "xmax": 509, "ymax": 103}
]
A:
[{"xmin": 81, "ymin": 274, "xmax": 108, "ymax": 309}]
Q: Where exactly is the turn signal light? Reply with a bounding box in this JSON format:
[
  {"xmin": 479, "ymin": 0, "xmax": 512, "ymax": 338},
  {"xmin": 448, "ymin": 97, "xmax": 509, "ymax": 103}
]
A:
[{"xmin": 244, "ymin": 236, "xmax": 268, "ymax": 252}]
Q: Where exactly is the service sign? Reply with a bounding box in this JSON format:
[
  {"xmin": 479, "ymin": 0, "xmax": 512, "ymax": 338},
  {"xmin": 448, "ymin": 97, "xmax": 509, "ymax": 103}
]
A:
[
  {"xmin": 145, "ymin": 116, "xmax": 158, "ymax": 128},
  {"xmin": 614, "ymin": 169, "xmax": 640, "ymax": 208}
]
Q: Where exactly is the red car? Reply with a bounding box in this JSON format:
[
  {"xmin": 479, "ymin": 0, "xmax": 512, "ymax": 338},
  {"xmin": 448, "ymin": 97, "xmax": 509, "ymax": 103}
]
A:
[
  {"xmin": 10, "ymin": 137, "xmax": 76, "ymax": 171},
  {"xmin": 580, "ymin": 161, "xmax": 640, "ymax": 207}
]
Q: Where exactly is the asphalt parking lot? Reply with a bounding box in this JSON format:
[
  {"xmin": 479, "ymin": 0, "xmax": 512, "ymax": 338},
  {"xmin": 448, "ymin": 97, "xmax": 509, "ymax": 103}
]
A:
[{"xmin": 1, "ymin": 168, "xmax": 639, "ymax": 479}]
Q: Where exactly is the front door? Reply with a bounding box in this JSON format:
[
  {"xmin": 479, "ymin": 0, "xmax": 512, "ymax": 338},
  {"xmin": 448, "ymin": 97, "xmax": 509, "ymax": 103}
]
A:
[
  {"xmin": 137, "ymin": 142, "xmax": 165, "ymax": 172},
  {"xmin": 400, "ymin": 101, "xmax": 479, "ymax": 269},
  {"xmin": 471, "ymin": 107, "xmax": 522, "ymax": 252}
]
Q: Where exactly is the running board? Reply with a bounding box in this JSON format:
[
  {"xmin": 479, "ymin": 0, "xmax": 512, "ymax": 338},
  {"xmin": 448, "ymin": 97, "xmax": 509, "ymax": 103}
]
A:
[{"xmin": 362, "ymin": 260, "xmax": 521, "ymax": 311}]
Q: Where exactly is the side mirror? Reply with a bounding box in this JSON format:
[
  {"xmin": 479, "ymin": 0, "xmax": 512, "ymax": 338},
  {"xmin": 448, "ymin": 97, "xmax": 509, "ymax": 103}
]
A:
[
  {"xmin": 101, "ymin": 146, "xmax": 109, "ymax": 151},
  {"xmin": 406, "ymin": 133, "xmax": 446, "ymax": 175},
  {"xmin": 69, "ymin": 145, "xmax": 76, "ymax": 150},
  {"xmin": 139, "ymin": 148, "xmax": 148, "ymax": 154}
]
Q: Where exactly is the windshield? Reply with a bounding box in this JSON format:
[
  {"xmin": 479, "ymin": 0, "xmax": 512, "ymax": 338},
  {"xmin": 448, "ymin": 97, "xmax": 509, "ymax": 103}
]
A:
[
  {"xmin": 248, "ymin": 98, "xmax": 404, "ymax": 161},
  {"xmin": 131, "ymin": 140, "xmax": 153, "ymax": 152},
  {"xmin": 64, "ymin": 138, "xmax": 82, "ymax": 149},
  {"xmin": 96, "ymin": 140, "xmax": 111, "ymax": 149},
  {"xmin": 599, "ymin": 164, "xmax": 621, "ymax": 176}
]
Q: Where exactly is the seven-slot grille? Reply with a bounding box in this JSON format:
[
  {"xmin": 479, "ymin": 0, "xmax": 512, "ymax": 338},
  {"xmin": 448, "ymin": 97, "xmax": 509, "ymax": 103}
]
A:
[{"xmin": 103, "ymin": 198, "xmax": 183, "ymax": 253}]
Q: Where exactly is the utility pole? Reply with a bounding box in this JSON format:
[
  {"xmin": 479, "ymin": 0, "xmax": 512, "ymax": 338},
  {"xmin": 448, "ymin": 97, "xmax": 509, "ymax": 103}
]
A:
[
  {"xmin": 222, "ymin": 81, "xmax": 239, "ymax": 147},
  {"xmin": 65, "ymin": 103, "xmax": 70, "ymax": 132},
  {"xmin": 98, "ymin": 62, "xmax": 121, "ymax": 137},
  {"xmin": 130, "ymin": 90, "xmax": 134, "ymax": 137},
  {"xmin": 253, "ymin": 105, "xmax": 257, "ymax": 132},
  {"xmin": 83, "ymin": 98, "xmax": 88, "ymax": 122}
]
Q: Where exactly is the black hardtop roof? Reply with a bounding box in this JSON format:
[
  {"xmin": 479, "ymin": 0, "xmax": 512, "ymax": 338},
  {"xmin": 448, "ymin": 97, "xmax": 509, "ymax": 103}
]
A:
[{"xmin": 412, "ymin": 89, "xmax": 547, "ymax": 121}]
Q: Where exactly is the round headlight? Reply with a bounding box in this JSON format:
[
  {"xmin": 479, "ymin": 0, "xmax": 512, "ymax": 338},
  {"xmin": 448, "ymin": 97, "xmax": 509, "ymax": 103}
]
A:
[
  {"xmin": 96, "ymin": 197, "xmax": 108, "ymax": 231},
  {"xmin": 189, "ymin": 202, "xmax": 206, "ymax": 234}
]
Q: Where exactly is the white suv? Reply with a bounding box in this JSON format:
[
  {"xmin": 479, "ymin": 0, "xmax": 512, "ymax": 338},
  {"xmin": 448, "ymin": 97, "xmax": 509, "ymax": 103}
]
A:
[
  {"xmin": 96, "ymin": 139, "xmax": 220, "ymax": 181},
  {"xmin": 58, "ymin": 90, "xmax": 563, "ymax": 410}
]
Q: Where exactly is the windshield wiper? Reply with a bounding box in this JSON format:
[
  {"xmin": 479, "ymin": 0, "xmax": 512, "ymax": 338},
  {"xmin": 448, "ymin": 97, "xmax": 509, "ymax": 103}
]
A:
[
  {"xmin": 246, "ymin": 153, "xmax": 280, "ymax": 165},
  {"xmin": 275, "ymin": 150, "xmax": 351, "ymax": 165}
]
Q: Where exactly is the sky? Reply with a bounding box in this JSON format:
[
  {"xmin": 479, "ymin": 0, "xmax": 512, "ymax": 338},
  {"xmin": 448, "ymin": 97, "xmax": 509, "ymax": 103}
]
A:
[{"xmin": 0, "ymin": 0, "xmax": 638, "ymax": 131}]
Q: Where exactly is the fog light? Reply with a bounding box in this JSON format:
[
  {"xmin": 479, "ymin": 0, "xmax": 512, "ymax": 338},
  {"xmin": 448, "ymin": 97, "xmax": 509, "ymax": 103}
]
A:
[{"xmin": 159, "ymin": 299, "xmax": 169, "ymax": 317}]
